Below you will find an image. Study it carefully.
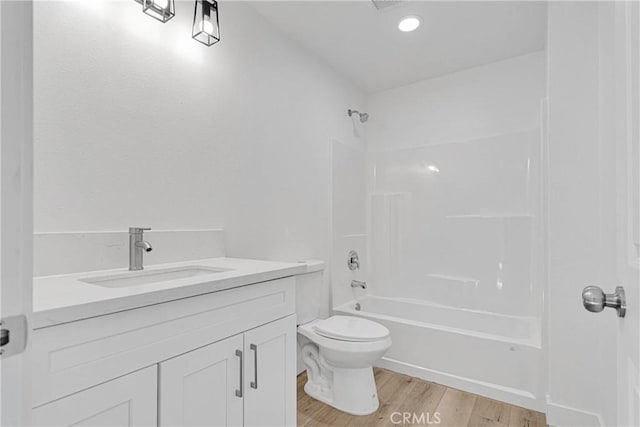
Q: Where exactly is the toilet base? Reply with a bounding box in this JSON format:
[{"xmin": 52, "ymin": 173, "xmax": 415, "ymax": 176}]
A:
[{"xmin": 304, "ymin": 366, "xmax": 380, "ymax": 416}]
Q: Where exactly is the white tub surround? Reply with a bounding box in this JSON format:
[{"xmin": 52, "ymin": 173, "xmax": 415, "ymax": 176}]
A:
[
  {"xmin": 338, "ymin": 296, "xmax": 539, "ymax": 346},
  {"xmin": 357, "ymin": 53, "xmax": 546, "ymax": 416},
  {"xmin": 34, "ymin": 257, "xmax": 308, "ymax": 329},
  {"xmin": 335, "ymin": 297, "xmax": 544, "ymax": 412}
]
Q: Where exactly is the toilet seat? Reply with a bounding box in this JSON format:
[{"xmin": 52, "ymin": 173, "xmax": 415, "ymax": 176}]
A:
[
  {"xmin": 313, "ymin": 316, "xmax": 390, "ymax": 342},
  {"xmin": 298, "ymin": 320, "xmax": 392, "ymax": 355}
]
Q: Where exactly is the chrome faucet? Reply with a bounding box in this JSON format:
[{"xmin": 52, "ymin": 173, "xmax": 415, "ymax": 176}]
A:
[
  {"xmin": 350, "ymin": 280, "xmax": 367, "ymax": 289},
  {"xmin": 129, "ymin": 227, "xmax": 152, "ymax": 271}
]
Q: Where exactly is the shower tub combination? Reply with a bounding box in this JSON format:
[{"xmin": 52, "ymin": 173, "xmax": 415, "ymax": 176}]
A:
[{"xmin": 334, "ymin": 295, "xmax": 544, "ymax": 411}]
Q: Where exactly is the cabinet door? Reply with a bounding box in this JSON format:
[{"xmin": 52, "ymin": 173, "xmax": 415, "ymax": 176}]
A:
[
  {"xmin": 32, "ymin": 366, "xmax": 157, "ymax": 426},
  {"xmin": 159, "ymin": 334, "xmax": 244, "ymax": 427},
  {"xmin": 244, "ymin": 315, "xmax": 297, "ymax": 427}
]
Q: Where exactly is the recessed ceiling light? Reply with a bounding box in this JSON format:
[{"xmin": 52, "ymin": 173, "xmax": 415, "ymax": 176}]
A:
[{"xmin": 398, "ymin": 15, "xmax": 421, "ymax": 32}]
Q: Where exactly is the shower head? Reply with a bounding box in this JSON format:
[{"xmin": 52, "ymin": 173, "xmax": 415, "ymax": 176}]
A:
[{"xmin": 348, "ymin": 108, "xmax": 369, "ymax": 123}]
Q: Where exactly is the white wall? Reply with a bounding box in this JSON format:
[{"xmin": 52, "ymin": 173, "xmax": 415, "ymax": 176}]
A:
[
  {"xmin": 366, "ymin": 52, "xmax": 545, "ymax": 151},
  {"xmin": 33, "ymin": 1, "xmax": 365, "ymax": 313},
  {"xmin": 364, "ymin": 52, "xmax": 546, "ymax": 318},
  {"xmin": 545, "ymin": 3, "xmax": 618, "ymax": 425}
]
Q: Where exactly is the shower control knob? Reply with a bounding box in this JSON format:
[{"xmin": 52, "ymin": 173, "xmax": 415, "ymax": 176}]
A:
[
  {"xmin": 347, "ymin": 250, "xmax": 360, "ymax": 271},
  {"xmin": 582, "ymin": 285, "xmax": 626, "ymax": 318}
]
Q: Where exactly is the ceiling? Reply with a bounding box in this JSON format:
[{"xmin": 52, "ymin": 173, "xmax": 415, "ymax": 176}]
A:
[{"xmin": 249, "ymin": 1, "xmax": 547, "ymax": 94}]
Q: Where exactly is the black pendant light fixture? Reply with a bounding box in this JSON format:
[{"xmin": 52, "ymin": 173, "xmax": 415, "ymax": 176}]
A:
[
  {"xmin": 137, "ymin": 0, "xmax": 175, "ymax": 23},
  {"xmin": 192, "ymin": 0, "xmax": 220, "ymax": 46},
  {"xmin": 133, "ymin": 0, "xmax": 220, "ymax": 46}
]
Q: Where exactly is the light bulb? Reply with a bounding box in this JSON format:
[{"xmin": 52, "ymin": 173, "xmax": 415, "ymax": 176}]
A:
[
  {"xmin": 153, "ymin": 0, "xmax": 169, "ymax": 9},
  {"xmin": 202, "ymin": 19, "xmax": 215, "ymax": 35}
]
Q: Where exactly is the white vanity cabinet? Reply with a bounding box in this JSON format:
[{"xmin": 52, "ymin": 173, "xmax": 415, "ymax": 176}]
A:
[
  {"xmin": 160, "ymin": 334, "xmax": 245, "ymax": 427},
  {"xmin": 242, "ymin": 315, "xmax": 296, "ymax": 427},
  {"xmin": 32, "ymin": 276, "xmax": 298, "ymax": 427},
  {"xmin": 32, "ymin": 366, "xmax": 158, "ymax": 426},
  {"xmin": 159, "ymin": 315, "xmax": 296, "ymax": 427}
]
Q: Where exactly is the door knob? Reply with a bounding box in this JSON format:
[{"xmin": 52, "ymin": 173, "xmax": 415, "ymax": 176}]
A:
[
  {"xmin": 0, "ymin": 329, "xmax": 9, "ymax": 347},
  {"xmin": 582, "ymin": 286, "xmax": 626, "ymax": 318}
]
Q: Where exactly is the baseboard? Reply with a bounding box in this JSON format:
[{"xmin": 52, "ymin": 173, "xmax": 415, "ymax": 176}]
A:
[
  {"xmin": 376, "ymin": 357, "xmax": 546, "ymax": 413},
  {"xmin": 545, "ymin": 398, "xmax": 603, "ymax": 427}
]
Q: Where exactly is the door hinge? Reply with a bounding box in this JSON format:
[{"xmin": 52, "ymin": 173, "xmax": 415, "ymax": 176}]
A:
[{"xmin": 0, "ymin": 315, "xmax": 28, "ymax": 359}]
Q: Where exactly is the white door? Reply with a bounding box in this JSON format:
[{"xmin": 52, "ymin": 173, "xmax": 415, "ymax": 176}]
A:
[
  {"xmin": 0, "ymin": 1, "xmax": 34, "ymax": 426},
  {"xmin": 159, "ymin": 334, "xmax": 244, "ymax": 427},
  {"xmin": 613, "ymin": 2, "xmax": 640, "ymax": 425},
  {"xmin": 586, "ymin": 2, "xmax": 640, "ymax": 425},
  {"xmin": 243, "ymin": 315, "xmax": 296, "ymax": 427},
  {"xmin": 32, "ymin": 366, "xmax": 157, "ymax": 426}
]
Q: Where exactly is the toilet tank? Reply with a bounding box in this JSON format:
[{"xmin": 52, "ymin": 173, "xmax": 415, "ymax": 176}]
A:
[{"xmin": 295, "ymin": 263, "xmax": 324, "ymax": 325}]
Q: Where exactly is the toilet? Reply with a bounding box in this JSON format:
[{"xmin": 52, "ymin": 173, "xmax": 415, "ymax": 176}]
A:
[{"xmin": 296, "ymin": 266, "xmax": 392, "ymax": 415}]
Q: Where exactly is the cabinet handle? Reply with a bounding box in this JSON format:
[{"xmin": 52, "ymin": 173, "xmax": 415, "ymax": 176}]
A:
[
  {"xmin": 250, "ymin": 344, "xmax": 258, "ymax": 389},
  {"xmin": 235, "ymin": 349, "xmax": 243, "ymax": 398}
]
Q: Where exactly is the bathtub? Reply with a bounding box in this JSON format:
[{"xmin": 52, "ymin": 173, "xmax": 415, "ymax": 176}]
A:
[{"xmin": 334, "ymin": 295, "xmax": 544, "ymax": 411}]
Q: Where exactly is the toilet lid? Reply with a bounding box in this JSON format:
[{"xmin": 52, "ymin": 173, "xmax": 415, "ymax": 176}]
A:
[{"xmin": 313, "ymin": 316, "xmax": 390, "ymax": 342}]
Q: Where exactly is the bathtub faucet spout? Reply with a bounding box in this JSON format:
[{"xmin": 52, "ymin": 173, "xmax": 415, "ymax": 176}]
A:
[{"xmin": 350, "ymin": 280, "xmax": 367, "ymax": 289}]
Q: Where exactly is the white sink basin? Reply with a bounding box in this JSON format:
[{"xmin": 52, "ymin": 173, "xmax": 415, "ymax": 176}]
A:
[{"xmin": 80, "ymin": 266, "xmax": 231, "ymax": 288}]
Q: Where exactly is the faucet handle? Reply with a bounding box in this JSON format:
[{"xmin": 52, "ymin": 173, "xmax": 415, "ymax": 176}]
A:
[
  {"xmin": 129, "ymin": 227, "xmax": 152, "ymax": 233},
  {"xmin": 347, "ymin": 250, "xmax": 360, "ymax": 271}
]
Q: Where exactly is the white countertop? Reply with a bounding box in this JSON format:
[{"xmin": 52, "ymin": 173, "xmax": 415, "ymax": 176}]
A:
[{"xmin": 34, "ymin": 257, "xmax": 323, "ymax": 329}]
